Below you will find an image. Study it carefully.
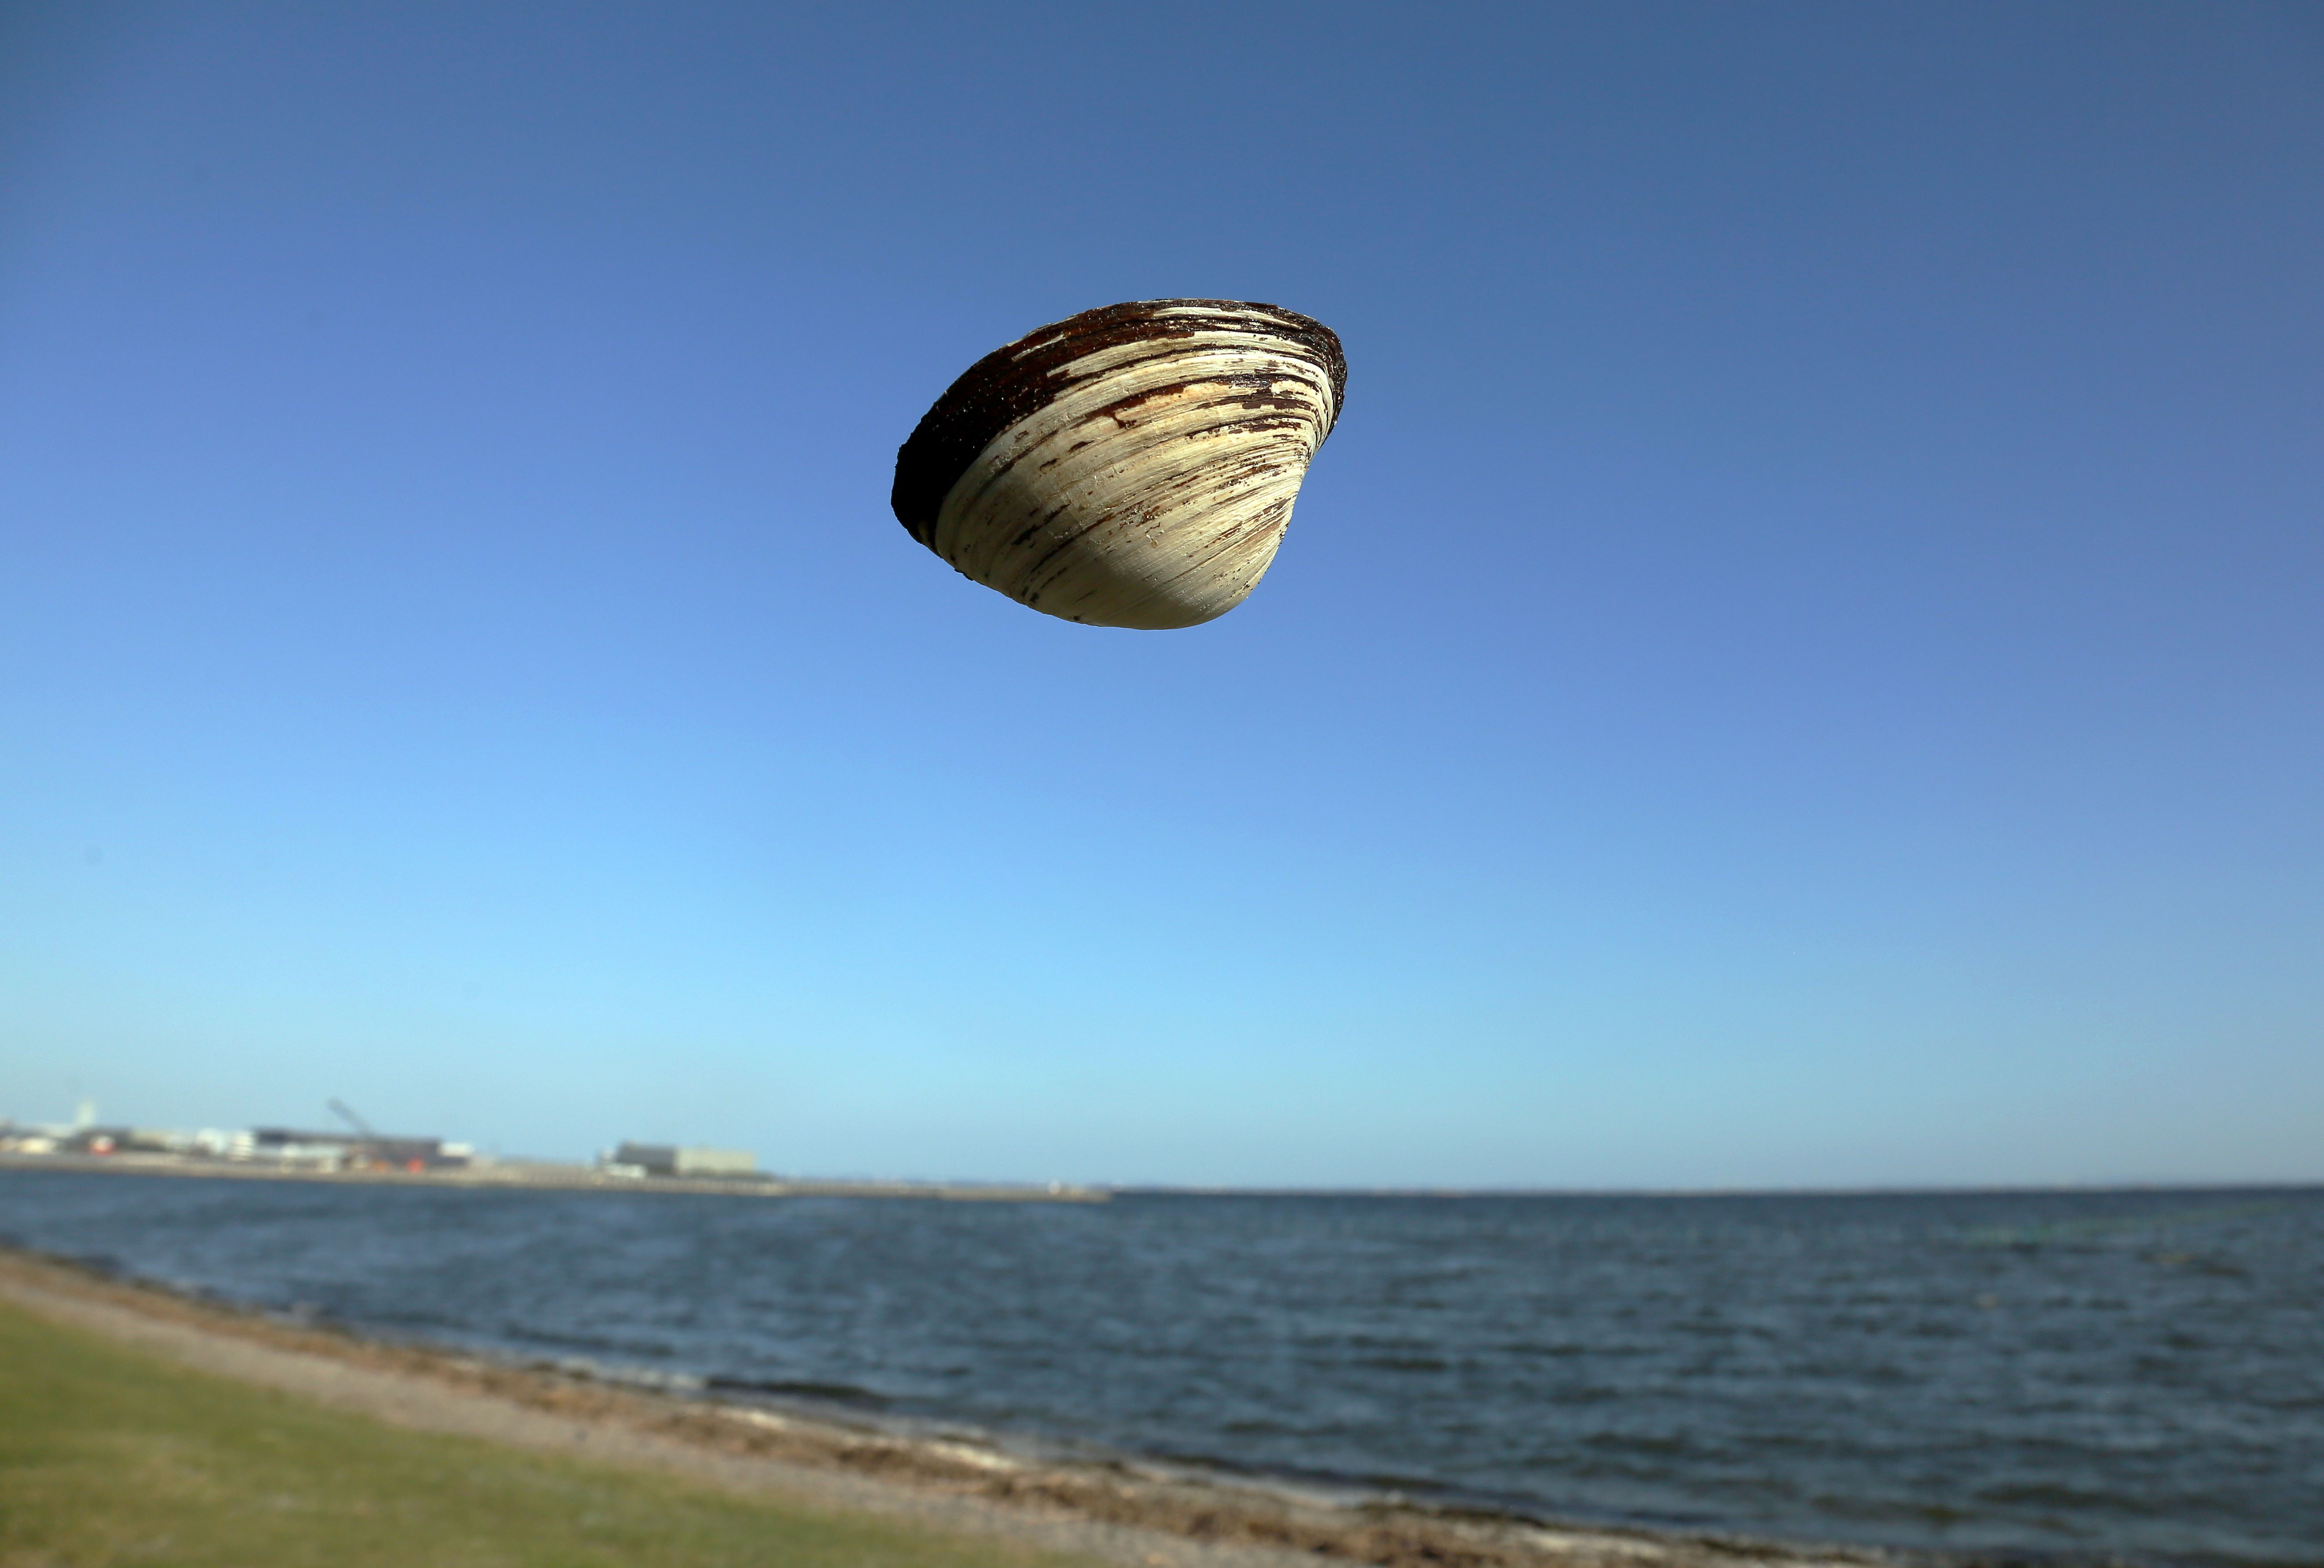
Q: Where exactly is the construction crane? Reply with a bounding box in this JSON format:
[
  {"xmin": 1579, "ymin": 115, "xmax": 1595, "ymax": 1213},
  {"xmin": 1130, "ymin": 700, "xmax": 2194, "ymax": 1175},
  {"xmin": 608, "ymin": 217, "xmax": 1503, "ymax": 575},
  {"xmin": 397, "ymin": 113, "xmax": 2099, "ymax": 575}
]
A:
[{"xmin": 326, "ymin": 1099, "xmax": 393, "ymax": 1169}]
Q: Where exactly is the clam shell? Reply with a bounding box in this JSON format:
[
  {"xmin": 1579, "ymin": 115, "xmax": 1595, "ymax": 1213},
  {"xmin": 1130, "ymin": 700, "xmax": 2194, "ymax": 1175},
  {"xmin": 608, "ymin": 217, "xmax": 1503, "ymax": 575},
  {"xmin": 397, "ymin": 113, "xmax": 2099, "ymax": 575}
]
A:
[{"xmin": 891, "ymin": 299, "xmax": 1346, "ymax": 629}]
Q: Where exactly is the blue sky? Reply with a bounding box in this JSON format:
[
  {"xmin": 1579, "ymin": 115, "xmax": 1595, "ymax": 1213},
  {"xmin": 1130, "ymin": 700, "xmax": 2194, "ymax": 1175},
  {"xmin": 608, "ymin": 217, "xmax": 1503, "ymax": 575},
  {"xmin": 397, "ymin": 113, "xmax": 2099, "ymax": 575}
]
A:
[{"xmin": 4, "ymin": 3, "xmax": 2319, "ymax": 1186}]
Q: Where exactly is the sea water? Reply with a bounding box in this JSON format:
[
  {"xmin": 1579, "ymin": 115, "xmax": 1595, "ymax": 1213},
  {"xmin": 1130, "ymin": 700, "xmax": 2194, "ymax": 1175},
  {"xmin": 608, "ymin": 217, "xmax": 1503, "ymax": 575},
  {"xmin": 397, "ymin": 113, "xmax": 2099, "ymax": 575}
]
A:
[{"xmin": 1, "ymin": 1172, "xmax": 2316, "ymax": 1564}]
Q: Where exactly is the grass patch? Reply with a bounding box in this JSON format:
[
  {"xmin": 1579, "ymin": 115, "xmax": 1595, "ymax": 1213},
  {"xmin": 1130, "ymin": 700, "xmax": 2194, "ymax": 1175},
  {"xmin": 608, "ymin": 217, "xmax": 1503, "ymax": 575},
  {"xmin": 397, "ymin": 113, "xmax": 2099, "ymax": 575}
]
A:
[{"xmin": 0, "ymin": 1299, "xmax": 1088, "ymax": 1568}]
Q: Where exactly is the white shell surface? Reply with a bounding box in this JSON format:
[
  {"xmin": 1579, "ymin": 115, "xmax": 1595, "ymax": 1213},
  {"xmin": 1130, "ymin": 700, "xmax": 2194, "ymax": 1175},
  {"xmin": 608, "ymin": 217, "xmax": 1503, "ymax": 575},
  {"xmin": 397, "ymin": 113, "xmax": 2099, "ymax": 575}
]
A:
[{"xmin": 922, "ymin": 306, "xmax": 1340, "ymax": 630}]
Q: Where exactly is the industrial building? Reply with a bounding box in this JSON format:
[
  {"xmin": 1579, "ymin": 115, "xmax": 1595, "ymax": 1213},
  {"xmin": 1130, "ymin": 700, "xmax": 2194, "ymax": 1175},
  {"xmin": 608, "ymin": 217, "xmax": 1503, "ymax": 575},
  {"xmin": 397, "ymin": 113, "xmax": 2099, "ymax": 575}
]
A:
[
  {"xmin": 248, "ymin": 1128, "xmax": 470, "ymax": 1171},
  {"xmin": 607, "ymin": 1142, "xmax": 756, "ymax": 1178}
]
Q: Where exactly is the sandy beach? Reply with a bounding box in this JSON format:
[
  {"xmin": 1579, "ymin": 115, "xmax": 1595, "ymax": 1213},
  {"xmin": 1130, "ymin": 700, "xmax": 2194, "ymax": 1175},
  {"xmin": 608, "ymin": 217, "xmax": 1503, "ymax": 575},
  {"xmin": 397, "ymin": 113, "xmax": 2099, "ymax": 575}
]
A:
[{"xmin": 0, "ymin": 1244, "xmax": 1891, "ymax": 1568}]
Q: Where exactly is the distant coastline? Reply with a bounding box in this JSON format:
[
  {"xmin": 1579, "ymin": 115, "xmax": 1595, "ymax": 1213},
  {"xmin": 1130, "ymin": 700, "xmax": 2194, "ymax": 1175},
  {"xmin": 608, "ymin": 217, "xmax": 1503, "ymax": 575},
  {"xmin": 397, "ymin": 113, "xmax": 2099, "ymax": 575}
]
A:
[
  {"xmin": 0, "ymin": 1150, "xmax": 1108, "ymax": 1203},
  {"xmin": 11, "ymin": 1151, "xmax": 2314, "ymax": 1203}
]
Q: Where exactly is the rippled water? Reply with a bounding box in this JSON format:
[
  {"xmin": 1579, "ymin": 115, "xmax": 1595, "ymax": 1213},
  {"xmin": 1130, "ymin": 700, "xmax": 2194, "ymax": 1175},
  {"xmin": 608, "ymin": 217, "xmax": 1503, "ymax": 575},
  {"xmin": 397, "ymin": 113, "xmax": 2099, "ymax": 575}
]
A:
[{"xmin": 2, "ymin": 1172, "xmax": 2317, "ymax": 1564}]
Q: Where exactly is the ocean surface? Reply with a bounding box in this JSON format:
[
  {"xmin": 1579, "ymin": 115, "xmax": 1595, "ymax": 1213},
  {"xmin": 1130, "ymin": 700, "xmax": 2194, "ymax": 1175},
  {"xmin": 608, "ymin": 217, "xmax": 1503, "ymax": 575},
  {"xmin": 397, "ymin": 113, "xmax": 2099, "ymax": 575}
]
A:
[{"xmin": 1, "ymin": 1172, "xmax": 2317, "ymax": 1565}]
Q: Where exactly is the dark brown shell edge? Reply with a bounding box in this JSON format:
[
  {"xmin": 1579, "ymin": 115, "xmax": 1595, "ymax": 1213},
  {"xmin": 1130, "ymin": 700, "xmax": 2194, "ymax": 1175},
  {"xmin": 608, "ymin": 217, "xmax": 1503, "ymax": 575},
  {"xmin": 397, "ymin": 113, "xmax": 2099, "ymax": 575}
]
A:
[{"xmin": 889, "ymin": 299, "xmax": 1347, "ymax": 548}]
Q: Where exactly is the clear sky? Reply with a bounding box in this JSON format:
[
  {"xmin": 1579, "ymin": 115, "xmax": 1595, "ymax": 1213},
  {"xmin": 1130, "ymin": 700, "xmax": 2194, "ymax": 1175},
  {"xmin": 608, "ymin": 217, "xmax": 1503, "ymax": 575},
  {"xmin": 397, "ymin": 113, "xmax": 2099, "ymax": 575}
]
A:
[{"xmin": 4, "ymin": 3, "xmax": 2319, "ymax": 1187}]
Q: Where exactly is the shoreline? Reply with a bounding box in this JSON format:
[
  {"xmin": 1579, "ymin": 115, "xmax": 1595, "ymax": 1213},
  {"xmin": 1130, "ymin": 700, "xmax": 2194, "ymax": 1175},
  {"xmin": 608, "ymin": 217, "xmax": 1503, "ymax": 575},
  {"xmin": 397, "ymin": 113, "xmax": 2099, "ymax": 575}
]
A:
[
  {"xmin": 0, "ymin": 1149, "xmax": 1108, "ymax": 1202},
  {"xmin": 12, "ymin": 1151, "xmax": 2310, "ymax": 1204},
  {"xmin": 0, "ymin": 1242, "xmax": 1911, "ymax": 1568}
]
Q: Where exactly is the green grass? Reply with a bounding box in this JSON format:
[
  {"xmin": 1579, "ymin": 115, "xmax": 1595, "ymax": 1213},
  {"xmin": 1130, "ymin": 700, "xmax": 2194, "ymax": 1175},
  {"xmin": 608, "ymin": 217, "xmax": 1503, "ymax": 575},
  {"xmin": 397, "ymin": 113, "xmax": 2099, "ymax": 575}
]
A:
[{"xmin": 0, "ymin": 1299, "xmax": 1088, "ymax": 1568}]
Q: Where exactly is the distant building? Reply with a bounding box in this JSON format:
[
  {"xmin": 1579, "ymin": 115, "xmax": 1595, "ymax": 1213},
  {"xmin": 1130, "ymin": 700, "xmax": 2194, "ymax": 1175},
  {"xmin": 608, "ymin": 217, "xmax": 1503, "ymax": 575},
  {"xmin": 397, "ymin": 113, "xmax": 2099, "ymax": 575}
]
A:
[
  {"xmin": 251, "ymin": 1128, "xmax": 469, "ymax": 1171},
  {"xmin": 61, "ymin": 1125, "xmax": 137, "ymax": 1155},
  {"xmin": 0, "ymin": 1118, "xmax": 472, "ymax": 1171},
  {"xmin": 610, "ymin": 1142, "xmax": 756, "ymax": 1178}
]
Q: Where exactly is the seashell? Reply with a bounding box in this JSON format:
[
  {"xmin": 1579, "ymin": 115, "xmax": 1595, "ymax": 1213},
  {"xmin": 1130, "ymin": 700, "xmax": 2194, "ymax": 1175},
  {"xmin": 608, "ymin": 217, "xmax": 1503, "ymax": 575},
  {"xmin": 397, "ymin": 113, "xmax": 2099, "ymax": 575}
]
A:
[{"xmin": 891, "ymin": 299, "xmax": 1346, "ymax": 630}]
